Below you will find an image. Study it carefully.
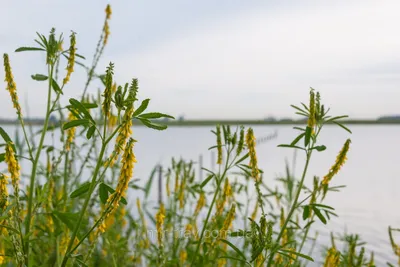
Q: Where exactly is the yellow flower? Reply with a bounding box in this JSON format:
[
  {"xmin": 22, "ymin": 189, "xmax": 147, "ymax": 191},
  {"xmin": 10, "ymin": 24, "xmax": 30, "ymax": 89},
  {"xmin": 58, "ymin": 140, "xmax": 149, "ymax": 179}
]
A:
[
  {"xmin": 219, "ymin": 204, "xmax": 235, "ymax": 240},
  {"xmin": 179, "ymin": 249, "xmax": 187, "ymax": 264},
  {"xmin": 110, "ymin": 138, "xmax": 136, "ymax": 206},
  {"xmin": 65, "ymin": 111, "xmax": 77, "ymax": 151},
  {"xmin": 156, "ymin": 203, "xmax": 166, "ymax": 245},
  {"xmin": 0, "ymin": 174, "xmax": 8, "ymax": 211},
  {"xmin": 324, "ymin": 247, "xmax": 340, "ymax": 267},
  {"xmin": 179, "ymin": 177, "xmax": 186, "ymax": 209},
  {"xmin": 63, "ymin": 31, "xmax": 76, "ymax": 86},
  {"xmin": 103, "ymin": 5, "xmax": 112, "ymax": 45},
  {"xmin": 3, "ymin": 54, "xmax": 22, "ymax": 115},
  {"xmin": 246, "ymin": 128, "xmax": 260, "ymax": 181},
  {"xmin": 322, "ymin": 139, "xmax": 351, "ymax": 185},
  {"xmin": 194, "ymin": 192, "xmax": 206, "ymax": 216},
  {"xmin": 166, "ymin": 173, "xmax": 171, "ymax": 197},
  {"xmin": 0, "ymin": 245, "xmax": 5, "ymax": 265},
  {"xmin": 5, "ymin": 142, "xmax": 20, "ymax": 187}
]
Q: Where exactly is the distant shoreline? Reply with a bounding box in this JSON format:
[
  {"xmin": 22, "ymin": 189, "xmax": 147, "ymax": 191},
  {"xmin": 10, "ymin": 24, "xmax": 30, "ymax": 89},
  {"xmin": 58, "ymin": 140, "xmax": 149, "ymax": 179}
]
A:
[{"xmin": 2, "ymin": 119, "xmax": 400, "ymax": 127}]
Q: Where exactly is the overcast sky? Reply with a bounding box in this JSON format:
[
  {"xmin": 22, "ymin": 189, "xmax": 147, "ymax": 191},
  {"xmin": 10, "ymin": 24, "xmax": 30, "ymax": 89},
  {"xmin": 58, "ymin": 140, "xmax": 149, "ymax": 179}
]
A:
[{"xmin": 1, "ymin": 0, "xmax": 399, "ymax": 119}]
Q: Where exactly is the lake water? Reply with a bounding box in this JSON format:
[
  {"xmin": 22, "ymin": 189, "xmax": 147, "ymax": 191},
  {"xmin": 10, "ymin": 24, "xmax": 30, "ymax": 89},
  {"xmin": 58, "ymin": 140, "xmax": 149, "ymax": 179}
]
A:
[{"xmin": 1, "ymin": 124, "xmax": 399, "ymax": 265}]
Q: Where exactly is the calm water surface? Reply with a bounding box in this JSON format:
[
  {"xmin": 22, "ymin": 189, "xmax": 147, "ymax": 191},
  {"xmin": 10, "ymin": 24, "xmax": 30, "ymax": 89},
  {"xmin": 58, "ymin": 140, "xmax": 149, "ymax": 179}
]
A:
[{"xmin": 2, "ymin": 125, "xmax": 399, "ymax": 265}]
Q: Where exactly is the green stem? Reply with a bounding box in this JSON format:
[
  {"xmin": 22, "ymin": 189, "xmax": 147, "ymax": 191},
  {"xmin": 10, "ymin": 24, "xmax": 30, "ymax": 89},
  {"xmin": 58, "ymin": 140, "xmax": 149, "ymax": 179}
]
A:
[
  {"xmin": 25, "ymin": 64, "xmax": 54, "ymax": 260},
  {"xmin": 267, "ymin": 150, "xmax": 313, "ymax": 266},
  {"xmin": 61, "ymin": 144, "xmax": 106, "ymax": 267}
]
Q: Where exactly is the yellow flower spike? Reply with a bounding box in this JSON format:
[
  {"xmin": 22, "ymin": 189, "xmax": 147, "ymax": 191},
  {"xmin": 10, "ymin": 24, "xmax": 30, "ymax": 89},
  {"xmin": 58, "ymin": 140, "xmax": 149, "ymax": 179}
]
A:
[
  {"xmin": 179, "ymin": 177, "xmax": 186, "ymax": 209},
  {"xmin": 5, "ymin": 142, "xmax": 20, "ymax": 188},
  {"xmin": 307, "ymin": 89, "xmax": 316, "ymax": 130},
  {"xmin": 324, "ymin": 247, "xmax": 340, "ymax": 267},
  {"xmin": 246, "ymin": 128, "xmax": 260, "ymax": 181},
  {"xmin": 103, "ymin": 5, "xmax": 112, "ymax": 45},
  {"xmin": 65, "ymin": 111, "xmax": 77, "ymax": 151},
  {"xmin": 166, "ymin": 174, "xmax": 171, "ymax": 197},
  {"xmin": 194, "ymin": 192, "xmax": 206, "ymax": 216},
  {"xmin": 156, "ymin": 203, "xmax": 166, "ymax": 245},
  {"xmin": 280, "ymin": 207, "xmax": 288, "ymax": 246},
  {"xmin": 3, "ymin": 54, "xmax": 22, "ymax": 116},
  {"xmin": 219, "ymin": 203, "xmax": 235, "ymax": 240},
  {"xmin": 0, "ymin": 174, "xmax": 9, "ymax": 211},
  {"xmin": 62, "ymin": 31, "xmax": 76, "ymax": 86},
  {"xmin": 179, "ymin": 249, "xmax": 187, "ymax": 264},
  {"xmin": 322, "ymin": 139, "xmax": 351, "ymax": 185}
]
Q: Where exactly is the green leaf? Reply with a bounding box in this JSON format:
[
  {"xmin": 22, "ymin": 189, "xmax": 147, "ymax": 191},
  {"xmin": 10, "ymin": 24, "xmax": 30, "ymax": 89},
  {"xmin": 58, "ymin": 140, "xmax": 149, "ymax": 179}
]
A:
[
  {"xmin": 138, "ymin": 119, "xmax": 167, "ymax": 131},
  {"xmin": 31, "ymin": 74, "xmax": 48, "ymax": 81},
  {"xmin": 217, "ymin": 256, "xmax": 251, "ymax": 266},
  {"xmin": 234, "ymin": 153, "xmax": 249, "ymax": 165},
  {"xmin": 277, "ymin": 144, "xmax": 305, "ymax": 151},
  {"xmin": 15, "ymin": 47, "xmax": 45, "ymax": 52},
  {"xmin": 0, "ymin": 127, "xmax": 12, "ymax": 143},
  {"xmin": 69, "ymin": 98, "xmax": 95, "ymax": 123},
  {"xmin": 132, "ymin": 99, "xmax": 150, "ymax": 117},
  {"xmin": 290, "ymin": 104, "xmax": 308, "ymax": 114},
  {"xmin": 219, "ymin": 239, "xmax": 247, "ymax": 260},
  {"xmin": 290, "ymin": 133, "xmax": 305, "ymax": 146},
  {"xmin": 81, "ymin": 103, "xmax": 98, "ymax": 109},
  {"xmin": 312, "ymin": 145, "xmax": 326, "ymax": 152},
  {"xmin": 200, "ymin": 174, "xmax": 214, "ymax": 188},
  {"xmin": 86, "ymin": 126, "xmax": 96, "ymax": 139},
  {"xmin": 325, "ymin": 115, "xmax": 348, "ymax": 123},
  {"xmin": 302, "ymin": 205, "xmax": 310, "ymax": 220},
  {"xmin": 144, "ymin": 167, "xmax": 157, "ymax": 198},
  {"xmin": 333, "ymin": 121, "xmax": 352, "ymax": 134},
  {"xmin": 63, "ymin": 119, "xmax": 89, "ymax": 130},
  {"xmin": 305, "ymin": 126, "xmax": 312, "ymax": 147},
  {"xmin": 312, "ymin": 206, "xmax": 327, "ymax": 224},
  {"xmin": 139, "ymin": 112, "xmax": 174, "ymax": 119},
  {"xmin": 100, "ymin": 183, "xmax": 127, "ymax": 205},
  {"xmin": 53, "ymin": 211, "xmax": 80, "ymax": 233},
  {"xmin": 99, "ymin": 183, "xmax": 108, "ymax": 204},
  {"xmin": 279, "ymin": 249, "xmax": 314, "ymax": 262},
  {"xmin": 52, "ymin": 78, "xmax": 63, "ymax": 95},
  {"xmin": 70, "ymin": 182, "xmax": 91, "ymax": 198},
  {"xmin": 310, "ymin": 203, "xmax": 335, "ymax": 210},
  {"xmin": 0, "ymin": 153, "xmax": 5, "ymax": 163}
]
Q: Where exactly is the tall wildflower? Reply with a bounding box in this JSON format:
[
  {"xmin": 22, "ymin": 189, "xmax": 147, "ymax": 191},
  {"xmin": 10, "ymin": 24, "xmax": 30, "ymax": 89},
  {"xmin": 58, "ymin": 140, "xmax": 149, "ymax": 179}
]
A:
[
  {"xmin": 3, "ymin": 54, "xmax": 22, "ymax": 115},
  {"xmin": 322, "ymin": 139, "xmax": 351, "ymax": 185},
  {"xmin": 216, "ymin": 125, "xmax": 222, "ymax": 164},
  {"xmin": 156, "ymin": 203, "xmax": 166, "ymax": 246},
  {"xmin": 102, "ymin": 63, "xmax": 114, "ymax": 119},
  {"xmin": 62, "ymin": 31, "xmax": 76, "ymax": 86},
  {"xmin": 109, "ymin": 79, "xmax": 137, "ymax": 166}
]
